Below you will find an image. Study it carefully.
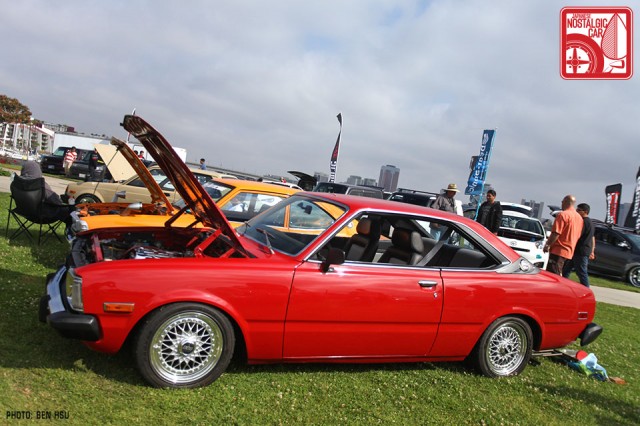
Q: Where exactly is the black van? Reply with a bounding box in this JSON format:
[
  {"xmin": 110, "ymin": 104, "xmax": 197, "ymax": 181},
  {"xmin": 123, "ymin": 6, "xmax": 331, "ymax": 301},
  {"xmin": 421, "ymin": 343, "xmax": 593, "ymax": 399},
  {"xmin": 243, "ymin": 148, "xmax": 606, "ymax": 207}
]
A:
[
  {"xmin": 313, "ymin": 182, "xmax": 384, "ymax": 199},
  {"xmin": 40, "ymin": 146, "xmax": 91, "ymax": 175},
  {"xmin": 388, "ymin": 189, "xmax": 438, "ymax": 207}
]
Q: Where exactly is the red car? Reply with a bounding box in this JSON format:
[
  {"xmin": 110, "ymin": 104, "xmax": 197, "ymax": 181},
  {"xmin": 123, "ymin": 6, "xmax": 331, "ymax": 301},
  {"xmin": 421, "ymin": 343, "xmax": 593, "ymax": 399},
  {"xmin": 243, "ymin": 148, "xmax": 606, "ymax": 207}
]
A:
[{"xmin": 40, "ymin": 115, "xmax": 602, "ymax": 389}]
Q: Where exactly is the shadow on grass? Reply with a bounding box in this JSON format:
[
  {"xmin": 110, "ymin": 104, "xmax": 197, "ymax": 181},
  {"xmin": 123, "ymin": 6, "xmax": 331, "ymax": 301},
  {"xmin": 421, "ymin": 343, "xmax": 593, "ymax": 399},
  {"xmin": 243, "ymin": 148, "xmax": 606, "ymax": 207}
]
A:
[{"xmin": 538, "ymin": 383, "xmax": 640, "ymax": 425}]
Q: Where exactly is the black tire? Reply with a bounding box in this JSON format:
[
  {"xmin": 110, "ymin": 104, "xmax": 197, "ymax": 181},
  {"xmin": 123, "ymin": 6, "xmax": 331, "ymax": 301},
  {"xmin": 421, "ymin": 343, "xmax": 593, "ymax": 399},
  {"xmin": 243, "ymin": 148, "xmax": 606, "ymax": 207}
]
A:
[
  {"xmin": 133, "ymin": 303, "xmax": 235, "ymax": 388},
  {"xmin": 472, "ymin": 317, "xmax": 532, "ymax": 378},
  {"xmin": 627, "ymin": 266, "xmax": 640, "ymax": 288},
  {"xmin": 74, "ymin": 194, "xmax": 101, "ymax": 204}
]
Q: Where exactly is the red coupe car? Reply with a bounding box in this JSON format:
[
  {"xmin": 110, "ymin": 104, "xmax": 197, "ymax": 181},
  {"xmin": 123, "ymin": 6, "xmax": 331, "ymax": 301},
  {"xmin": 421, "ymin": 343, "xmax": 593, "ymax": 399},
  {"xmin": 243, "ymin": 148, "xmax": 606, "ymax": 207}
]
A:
[{"xmin": 40, "ymin": 115, "xmax": 602, "ymax": 389}]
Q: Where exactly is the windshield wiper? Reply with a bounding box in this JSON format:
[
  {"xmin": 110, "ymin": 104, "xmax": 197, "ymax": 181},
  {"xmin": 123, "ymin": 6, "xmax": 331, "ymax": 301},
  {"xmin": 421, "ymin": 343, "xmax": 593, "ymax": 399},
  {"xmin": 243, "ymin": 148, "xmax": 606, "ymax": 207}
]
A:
[{"xmin": 256, "ymin": 227, "xmax": 274, "ymax": 254}]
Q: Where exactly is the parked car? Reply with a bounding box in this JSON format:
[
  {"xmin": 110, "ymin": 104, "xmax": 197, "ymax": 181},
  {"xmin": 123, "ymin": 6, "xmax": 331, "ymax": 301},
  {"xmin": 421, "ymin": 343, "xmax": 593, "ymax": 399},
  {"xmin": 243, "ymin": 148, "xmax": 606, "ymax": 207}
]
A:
[
  {"xmin": 388, "ymin": 189, "xmax": 438, "ymax": 207},
  {"xmin": 69, "ymin": 138, "xmax": 299, "ymax": 236},
  {"xmin": 40, "ymin": 146, "xmax": 92, "ymax": 175},
  {"xmin": 497, "ymin": 211, "xmax": 549, "ymax": 269},
  {"xmin": 65, "ymin": 164, "xmax": 226, "ymax": 205},
  {"xmin": 589, "ymin": 223, "xmax": 640, "ymax": 287},
  {"xmin": 66, "ymin": 150, "xmax": 108, "ymax": 181},
  {"xmin": 313, "ymin": 182, "xmax": 384, "ymax": 198},
  {"xmin": 39, "ymin": 115, "xmax": 601, "ymax": 389}
]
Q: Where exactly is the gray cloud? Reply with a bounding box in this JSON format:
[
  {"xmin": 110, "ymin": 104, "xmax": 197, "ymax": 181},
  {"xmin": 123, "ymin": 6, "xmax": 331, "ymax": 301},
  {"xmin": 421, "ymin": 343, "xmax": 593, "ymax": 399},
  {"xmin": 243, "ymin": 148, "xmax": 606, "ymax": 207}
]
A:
[{"xmin": 1, "ymin": 0, "xmax": 637, "ymax": 220}]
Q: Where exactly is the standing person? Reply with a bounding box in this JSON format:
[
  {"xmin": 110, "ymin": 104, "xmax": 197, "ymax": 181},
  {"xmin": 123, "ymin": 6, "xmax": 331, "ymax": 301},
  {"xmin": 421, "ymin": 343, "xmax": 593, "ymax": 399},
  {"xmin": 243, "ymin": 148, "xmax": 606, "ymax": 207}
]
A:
[
  {"xmin": 431, "ymin": 183, "xmax": 459, "ymax": 239},
  {"xmin": 63, "ymin": 147, "xmax": 77, "ymax": 176},
  {"xmin": 562, "ymin": 203, "xmax": 596, "ymax": 287},
  {"xmin": 543, "ymin": 195, "xmax": 583, "ymax": 275},
  {"xmin": 138, "ymin": 150, "xmax": 145, "ymax": 159},
  {"xmin": 86, "ymin": 148, "xmax": 100, "ymax": 182},
  {"xmin": 199, "ymin": 158, "xmax": 207, "ymax": 170},
  {"xmin": 476, "ymin": 189, "xmax": 502, "ymax": 235}
]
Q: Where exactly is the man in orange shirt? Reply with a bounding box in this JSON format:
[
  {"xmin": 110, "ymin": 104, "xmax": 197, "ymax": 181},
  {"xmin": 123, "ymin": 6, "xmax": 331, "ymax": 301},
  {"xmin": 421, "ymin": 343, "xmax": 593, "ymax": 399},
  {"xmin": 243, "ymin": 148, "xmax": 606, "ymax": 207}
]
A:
[{"xmin": 543, "ymin": 195, "xmax": 583, "ymax": 275}]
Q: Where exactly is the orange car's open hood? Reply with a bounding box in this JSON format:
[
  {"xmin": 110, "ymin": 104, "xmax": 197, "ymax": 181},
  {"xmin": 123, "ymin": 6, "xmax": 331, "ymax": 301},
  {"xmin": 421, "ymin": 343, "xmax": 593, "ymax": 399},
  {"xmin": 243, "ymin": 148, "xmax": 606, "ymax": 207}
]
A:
[
  {"xmin": 121, "ymin": 114, "xmax": 247, "ymax": 255},
  {"xmin": 105, "ymin": 138, "xmax": 174, "ymax": 212}
]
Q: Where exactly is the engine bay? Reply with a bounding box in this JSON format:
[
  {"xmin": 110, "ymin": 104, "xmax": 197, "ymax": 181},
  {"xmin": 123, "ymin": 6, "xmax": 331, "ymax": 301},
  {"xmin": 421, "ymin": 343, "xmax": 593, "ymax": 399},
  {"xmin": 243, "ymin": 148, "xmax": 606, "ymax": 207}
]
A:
[{"xmin": 70, "ymin": 227, "xmax": 247, "ymax": 267}]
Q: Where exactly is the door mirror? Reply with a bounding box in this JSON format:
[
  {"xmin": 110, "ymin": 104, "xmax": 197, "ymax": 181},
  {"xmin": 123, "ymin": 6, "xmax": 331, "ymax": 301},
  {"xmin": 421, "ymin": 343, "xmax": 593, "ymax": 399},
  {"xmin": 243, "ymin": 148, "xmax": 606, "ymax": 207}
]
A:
[{"xmin": 321, "ymin": 247, "xmax": 345, "ymax": 273}]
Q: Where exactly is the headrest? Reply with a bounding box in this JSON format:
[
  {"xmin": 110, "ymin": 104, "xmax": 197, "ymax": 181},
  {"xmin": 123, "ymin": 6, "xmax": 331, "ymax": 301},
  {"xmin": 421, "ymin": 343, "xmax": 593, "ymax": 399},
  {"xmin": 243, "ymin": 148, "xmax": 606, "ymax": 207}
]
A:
[
  {"xmin": 392, "ymin": 228, "xmax": 424, "ymax": 253},
  {"xmin": 356, "ymin": 218, "xmax": 372, "ymax": 235}
]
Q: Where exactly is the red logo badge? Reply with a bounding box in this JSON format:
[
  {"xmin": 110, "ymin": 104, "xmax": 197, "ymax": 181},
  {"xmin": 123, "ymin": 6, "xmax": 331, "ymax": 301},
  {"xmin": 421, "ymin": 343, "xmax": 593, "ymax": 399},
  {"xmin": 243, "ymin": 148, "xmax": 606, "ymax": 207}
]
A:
[{"xmin": 561, "ymin": 7, "xmax": 633, "ymax": 79}]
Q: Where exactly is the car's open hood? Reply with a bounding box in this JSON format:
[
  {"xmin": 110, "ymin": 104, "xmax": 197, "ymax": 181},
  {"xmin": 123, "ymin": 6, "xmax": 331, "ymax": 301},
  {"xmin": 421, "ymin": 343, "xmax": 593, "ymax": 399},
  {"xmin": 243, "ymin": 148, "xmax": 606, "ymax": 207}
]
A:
[
  {"xmin": 99, "ymin": 139, "xmax": 174, "ymax": 212},
  {"xmin": 121, "ymin": 114, "xmax": 247, "ymax": 255},
  {"xmin": 287, "ymin": 170, "xmax": 317, "ymax": 191},
  {"xmin": 94, "ymin": 143, "xmax": 137, "ymax": 182}
]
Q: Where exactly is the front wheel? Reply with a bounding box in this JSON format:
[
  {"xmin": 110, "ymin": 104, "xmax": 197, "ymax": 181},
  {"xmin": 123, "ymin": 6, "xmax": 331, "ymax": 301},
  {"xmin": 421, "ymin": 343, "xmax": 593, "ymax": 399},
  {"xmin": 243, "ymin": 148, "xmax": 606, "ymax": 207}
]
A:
[
  {"xmin": 74, "ymin": 194, "xmax": 100, "ymax": 204},
  {"xmin": 133, "ymin": 303, "xmax": 235, "ymax": 388},
  {"xmin": 472, "ymin": 317, "xmax": 532, "ymax": 378},
  {"xmin": 628, "ymin": 266, "xmax": 640, "ymax": 288}
]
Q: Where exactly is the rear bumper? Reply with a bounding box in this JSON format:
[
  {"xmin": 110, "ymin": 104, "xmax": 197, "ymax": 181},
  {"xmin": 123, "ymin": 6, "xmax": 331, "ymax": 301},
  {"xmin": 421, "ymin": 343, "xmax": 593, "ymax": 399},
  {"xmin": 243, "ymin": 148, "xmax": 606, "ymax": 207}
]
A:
[
  {"xmin": 39, "ymin": 267, "xmax": 101, "ymax": 341},
  {"xmin": 579, "ymin": 322, "xmax": 602, "ymax": 346}
]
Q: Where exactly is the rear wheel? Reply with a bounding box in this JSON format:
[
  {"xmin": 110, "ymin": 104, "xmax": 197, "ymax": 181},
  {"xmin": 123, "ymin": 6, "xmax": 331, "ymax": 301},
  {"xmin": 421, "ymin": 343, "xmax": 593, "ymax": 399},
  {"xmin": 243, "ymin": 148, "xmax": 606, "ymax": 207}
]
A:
[
  {"xmin": 74, "ymin": 194, "xmax": 100, "ymax": 204},
  {"xmin": 473, "ymin": 317, "xmax": 532, "ymax": 377},
  {"xmin": 628, "ymin": 266, "xmax": 640, "ymax": 288},
  {"xmin": 134, "ymin": 303, "xmax": 235, "ymax": 388}
]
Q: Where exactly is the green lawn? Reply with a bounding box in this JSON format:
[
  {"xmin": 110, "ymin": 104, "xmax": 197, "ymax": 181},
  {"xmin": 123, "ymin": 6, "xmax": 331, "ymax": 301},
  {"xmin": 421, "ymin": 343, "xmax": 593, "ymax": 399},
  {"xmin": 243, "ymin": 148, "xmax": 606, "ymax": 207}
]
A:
[{"xmin": 0, "ymin": 192, "xmax": 638, "ymax": 425}]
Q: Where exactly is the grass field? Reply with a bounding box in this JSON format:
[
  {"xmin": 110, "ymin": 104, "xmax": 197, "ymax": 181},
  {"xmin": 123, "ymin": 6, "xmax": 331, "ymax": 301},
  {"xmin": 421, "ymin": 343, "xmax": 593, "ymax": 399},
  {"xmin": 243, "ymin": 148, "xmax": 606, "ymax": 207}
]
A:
[{"xmin": 0, "ymin": 192, "xmax": 639, "ymax": 425}]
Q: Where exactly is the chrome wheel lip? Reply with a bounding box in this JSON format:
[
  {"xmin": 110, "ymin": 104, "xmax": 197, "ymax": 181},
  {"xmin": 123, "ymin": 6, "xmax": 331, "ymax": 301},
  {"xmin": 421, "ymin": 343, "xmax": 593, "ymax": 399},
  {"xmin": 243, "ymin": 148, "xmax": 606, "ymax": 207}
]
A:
[
  {"xmin": 629, "ymin": 267, "xmax": 640, "ymax": 288},
  {"xmin": 149, "ymin": 311, "xmax": 224, "ymax": 385},
  {"xmin": 485, "ymin": 322, "xmax": 527, "ymax": 376}
]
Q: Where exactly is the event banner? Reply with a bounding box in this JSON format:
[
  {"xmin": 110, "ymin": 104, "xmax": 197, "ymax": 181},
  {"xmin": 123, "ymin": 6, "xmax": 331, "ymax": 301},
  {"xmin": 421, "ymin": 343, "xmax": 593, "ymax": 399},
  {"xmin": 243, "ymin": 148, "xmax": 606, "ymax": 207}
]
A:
[
  {"xmin": 624, "ymin": 167, "xmax": 640, "ymax": 230},
  {"xmin": 605, "ymin": 183, "xmax": 622, "ymax": 224},
  {"xmin": 329, "ymin": 113, "xmax": 342, "ymax": 183},
  {"xmin": 465, "ymin": 129, "xmax": 496, "ymax": 195}
]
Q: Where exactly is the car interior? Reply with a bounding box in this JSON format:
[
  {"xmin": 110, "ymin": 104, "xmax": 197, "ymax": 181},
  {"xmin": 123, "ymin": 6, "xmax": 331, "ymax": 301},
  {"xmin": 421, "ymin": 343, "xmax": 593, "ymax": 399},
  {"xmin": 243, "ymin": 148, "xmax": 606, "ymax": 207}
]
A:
[{"xmin": 315, "ymin": 212, "xmax": 500, "ymax": 269}]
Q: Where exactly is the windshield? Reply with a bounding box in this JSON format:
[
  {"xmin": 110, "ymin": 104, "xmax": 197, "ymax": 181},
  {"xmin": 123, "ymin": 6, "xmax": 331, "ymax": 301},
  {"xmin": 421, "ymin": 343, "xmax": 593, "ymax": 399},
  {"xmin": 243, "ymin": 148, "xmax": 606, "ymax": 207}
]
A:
[
  {"xmin": 500, "ymin": 214, "xmax": 544, "ymax": 235},
  {"xmin": 626, "ymin": 232, "xmax": 640, "ymax": 249},
  {"xmin": 314, "ymin": 182, "xmax": 348, "ymax": 194},
  {"xmin": 173, "ymin": 181, "xmax": 233, "ymax": 209},
  {"xmin": 238, "ymin": 195, "xmax": 347, "ymax": 256}
]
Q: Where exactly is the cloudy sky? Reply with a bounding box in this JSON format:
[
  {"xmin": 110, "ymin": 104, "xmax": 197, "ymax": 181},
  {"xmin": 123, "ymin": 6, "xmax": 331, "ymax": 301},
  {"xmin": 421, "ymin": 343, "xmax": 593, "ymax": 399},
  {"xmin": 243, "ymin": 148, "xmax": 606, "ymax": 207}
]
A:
[{"xmin": 1, "ymin": 0, "xmax": 638, "ymax": 221}]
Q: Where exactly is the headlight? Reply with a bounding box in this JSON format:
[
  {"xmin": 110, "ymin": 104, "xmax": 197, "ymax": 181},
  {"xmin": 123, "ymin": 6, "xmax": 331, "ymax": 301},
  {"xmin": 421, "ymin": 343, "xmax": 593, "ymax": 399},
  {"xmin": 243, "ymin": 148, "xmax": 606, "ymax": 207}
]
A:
[
  {"xmin": 65, "ymin": 268, "xmax": 84, "ymax": 312},
  {"xmin": 534, "ymin": 241, "xmax": 544, "ymax": 249}
]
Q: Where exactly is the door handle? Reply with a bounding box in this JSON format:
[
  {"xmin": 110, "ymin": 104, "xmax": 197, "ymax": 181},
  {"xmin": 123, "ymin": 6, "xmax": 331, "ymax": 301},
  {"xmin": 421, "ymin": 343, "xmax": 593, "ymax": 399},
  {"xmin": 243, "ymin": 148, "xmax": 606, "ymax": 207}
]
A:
[{"xmin": 418, "ymin": 280, "xmax": 438, "ymax": 288}]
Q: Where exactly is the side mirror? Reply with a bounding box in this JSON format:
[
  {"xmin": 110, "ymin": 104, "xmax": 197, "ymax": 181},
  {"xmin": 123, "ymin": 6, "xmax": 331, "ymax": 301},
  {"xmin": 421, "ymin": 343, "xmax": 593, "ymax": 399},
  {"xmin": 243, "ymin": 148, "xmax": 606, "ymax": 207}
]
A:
[{"xmin": 321, "ymin": 247, "xmax": 345, "ymax": 273}]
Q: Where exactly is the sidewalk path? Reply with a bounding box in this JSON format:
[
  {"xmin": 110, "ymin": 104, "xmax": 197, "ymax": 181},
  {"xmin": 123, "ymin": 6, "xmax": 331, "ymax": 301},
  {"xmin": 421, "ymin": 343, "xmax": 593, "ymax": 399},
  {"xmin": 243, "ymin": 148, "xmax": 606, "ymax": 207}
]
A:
[
  {"xmin": 1, "ymin": 167, "xmax": 639, "ymax": 309},
  {"xmin": 590, "ymin": 285, "xmax": 640, "ymax": 309}
]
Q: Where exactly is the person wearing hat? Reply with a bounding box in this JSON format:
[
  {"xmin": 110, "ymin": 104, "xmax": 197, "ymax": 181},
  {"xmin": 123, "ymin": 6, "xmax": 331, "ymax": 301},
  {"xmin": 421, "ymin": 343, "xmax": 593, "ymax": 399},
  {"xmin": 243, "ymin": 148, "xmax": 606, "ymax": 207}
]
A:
[
  {"xmin": 431, "ymin": 183, "xmax": 459, "ymax": 239},
  {"xmin": 432, "ymin": 183, "xmax": 459, "ymax": 213}
]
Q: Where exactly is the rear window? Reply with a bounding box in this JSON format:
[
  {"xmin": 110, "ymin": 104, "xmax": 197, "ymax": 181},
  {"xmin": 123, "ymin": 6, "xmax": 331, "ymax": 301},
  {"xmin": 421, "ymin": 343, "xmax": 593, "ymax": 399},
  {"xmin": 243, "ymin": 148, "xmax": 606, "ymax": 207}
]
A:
[{"xmin": 314, "ymin": 183, "xmax": 349, "ymax": 194}]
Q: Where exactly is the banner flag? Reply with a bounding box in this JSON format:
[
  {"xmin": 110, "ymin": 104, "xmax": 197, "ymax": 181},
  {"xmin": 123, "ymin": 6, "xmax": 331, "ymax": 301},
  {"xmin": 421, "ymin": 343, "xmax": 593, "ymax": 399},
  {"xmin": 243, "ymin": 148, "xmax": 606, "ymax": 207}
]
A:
[
  {"xmin": 605, "ymin": 183, "xmax": 623, "ymax": 225},
  {"xmin": 329, "ymin": 113, "xmax": 342, "ymax": 183},
  {"xmin": 624, "ymin": 166, "xmax": 640, "ymax": 231},
  {"xmin": 465, "ymin": 130, "xmax": 496, "ymax": 196}
]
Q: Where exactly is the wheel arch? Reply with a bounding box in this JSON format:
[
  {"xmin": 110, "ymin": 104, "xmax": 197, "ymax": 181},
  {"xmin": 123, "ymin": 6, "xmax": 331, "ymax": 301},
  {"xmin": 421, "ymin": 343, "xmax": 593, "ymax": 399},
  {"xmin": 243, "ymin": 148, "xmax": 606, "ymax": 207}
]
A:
[{"xmin": 125, "ymin": 299, "xmax": 249, "ymax": 362}]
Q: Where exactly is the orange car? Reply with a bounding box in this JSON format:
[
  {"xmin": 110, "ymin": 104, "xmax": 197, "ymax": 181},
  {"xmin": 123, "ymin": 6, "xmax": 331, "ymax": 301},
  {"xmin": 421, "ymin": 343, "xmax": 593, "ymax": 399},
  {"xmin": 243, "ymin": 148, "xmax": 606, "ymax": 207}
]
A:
[{"xmin": 70, "ymin": 139, "xmax": 298, "ymax": 236}]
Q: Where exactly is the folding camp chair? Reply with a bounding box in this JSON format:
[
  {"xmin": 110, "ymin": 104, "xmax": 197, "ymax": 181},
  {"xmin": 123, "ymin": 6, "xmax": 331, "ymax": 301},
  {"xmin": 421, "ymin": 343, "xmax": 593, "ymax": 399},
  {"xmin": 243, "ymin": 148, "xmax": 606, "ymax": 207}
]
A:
[{"xmin": 5, "ymin": 175, "xmax": 65, "ymax": 244}]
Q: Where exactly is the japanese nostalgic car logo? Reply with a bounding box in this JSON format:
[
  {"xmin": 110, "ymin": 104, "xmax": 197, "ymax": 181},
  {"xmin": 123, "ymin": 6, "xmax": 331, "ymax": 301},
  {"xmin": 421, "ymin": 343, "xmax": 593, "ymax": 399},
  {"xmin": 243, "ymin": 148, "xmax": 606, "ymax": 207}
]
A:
[
  {"xmin": 561, "ymin": 7, "xmax": 633, "ymax": 79},
  {"xmin": 510, "ymin": 241, "xmax": 518, "ymax": 247}
]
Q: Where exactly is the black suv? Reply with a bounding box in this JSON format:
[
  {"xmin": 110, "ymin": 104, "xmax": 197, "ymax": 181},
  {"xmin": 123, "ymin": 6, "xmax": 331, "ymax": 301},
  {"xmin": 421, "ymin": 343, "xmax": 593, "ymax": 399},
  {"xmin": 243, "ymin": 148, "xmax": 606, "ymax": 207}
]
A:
[
  {"xmin": 40, "ymin": 146, "xmax": 91, "ymax": 175},
  {"xmin": 313, "ymin": 182, "xmax": 384, "ymax": 199},
  {"xmin": 388, "ymin": 189, "xmax": 437, "ymax": 207},
  {"xmin": 589, "ymin": 223, "xmax": 640, "ymax": 287}
]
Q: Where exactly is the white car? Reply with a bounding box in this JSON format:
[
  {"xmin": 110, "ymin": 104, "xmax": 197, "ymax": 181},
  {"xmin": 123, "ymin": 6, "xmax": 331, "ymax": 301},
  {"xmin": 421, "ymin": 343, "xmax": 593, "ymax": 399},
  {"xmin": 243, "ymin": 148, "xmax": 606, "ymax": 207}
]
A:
[{"xmin": 497, "ymin": 210, "xmax": 549, "ymax": 269}]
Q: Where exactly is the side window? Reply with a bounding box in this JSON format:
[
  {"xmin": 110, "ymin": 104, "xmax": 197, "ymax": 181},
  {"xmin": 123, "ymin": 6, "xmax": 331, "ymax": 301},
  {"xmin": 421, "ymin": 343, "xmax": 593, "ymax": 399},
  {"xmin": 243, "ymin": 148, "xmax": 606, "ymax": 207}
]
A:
[
  {"xmin": 288, "ymin": 201, "xmax": 335, "ymax": 229},
  {"xmin": 253, "ymin": 194, "xmax": 285, "ymax": 214}
]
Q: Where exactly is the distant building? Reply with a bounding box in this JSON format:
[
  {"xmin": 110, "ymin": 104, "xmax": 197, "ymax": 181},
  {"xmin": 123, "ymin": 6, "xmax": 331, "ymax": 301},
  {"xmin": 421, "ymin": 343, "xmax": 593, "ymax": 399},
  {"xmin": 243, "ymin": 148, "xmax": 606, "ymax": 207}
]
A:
[
  {"xmin": 378, "ymin": 165, "xmax": 400, "ymax": 192},
  {"xmin": 314, "ymin": 172, "xmax": 329, "ymax": 183},
  {"xmin": 521, "ymin": 199, "xmax": 545, "ymax": 219},
  {"xmin": 346, "ymin": 175, "xmax": 362, "ymax": 186},
  {"xmin": 362, "ymin": 178, "xmax": 377, "ymax": 187}
]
